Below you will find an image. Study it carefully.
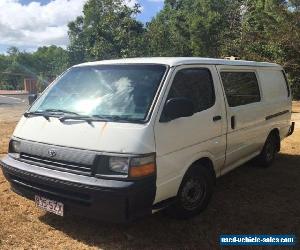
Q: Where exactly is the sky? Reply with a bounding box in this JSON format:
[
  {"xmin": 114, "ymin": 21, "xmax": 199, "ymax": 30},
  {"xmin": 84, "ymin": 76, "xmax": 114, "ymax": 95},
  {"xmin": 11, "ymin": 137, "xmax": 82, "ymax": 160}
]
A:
[{"xmin": 0, "ymin": 0, "xmax": 164, "ymax": 54}]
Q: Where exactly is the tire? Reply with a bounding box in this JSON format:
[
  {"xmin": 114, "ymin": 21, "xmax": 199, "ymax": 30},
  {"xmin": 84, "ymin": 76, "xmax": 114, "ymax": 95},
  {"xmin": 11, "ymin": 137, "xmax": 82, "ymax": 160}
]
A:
[
  {"xmin": 257, "ymin": 133, "xmax": 278, "ymax": 167},
  {"xmin": 167, "ymin": 164, "xmax": 214, "ymax": 219}
]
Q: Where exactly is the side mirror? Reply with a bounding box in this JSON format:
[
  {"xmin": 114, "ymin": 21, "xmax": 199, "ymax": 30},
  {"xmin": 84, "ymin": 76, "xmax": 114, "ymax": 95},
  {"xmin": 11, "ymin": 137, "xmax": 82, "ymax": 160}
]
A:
[
  {"xmin": 161, "ymin": 97, "xmax": 194, "ymax": 122},
  {"xmin": 28, "ymin": 94, "xmax": 38, "ymax": 105}
]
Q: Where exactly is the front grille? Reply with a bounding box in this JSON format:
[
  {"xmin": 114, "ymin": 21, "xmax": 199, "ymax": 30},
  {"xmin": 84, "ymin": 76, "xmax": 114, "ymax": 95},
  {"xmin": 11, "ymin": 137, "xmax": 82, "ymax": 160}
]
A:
[{"xmin": 20, "ymin": 153, "xmax": 93, "ymax": 176}]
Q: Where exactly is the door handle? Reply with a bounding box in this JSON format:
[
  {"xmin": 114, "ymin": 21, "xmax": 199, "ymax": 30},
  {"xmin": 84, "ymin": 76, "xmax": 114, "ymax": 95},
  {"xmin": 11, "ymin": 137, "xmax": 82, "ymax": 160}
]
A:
[
  {"xmin": 213, "ymin": 115, "xmax": 222, "ymax": 122},
  {"xmin": 231, "ymin": 116, "xmax": 236, "ymax": 129}
]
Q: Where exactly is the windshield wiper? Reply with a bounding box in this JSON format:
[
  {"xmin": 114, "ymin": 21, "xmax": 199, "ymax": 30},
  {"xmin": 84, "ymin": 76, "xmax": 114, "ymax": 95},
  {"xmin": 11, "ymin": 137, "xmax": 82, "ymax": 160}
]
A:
[
  {"xmin": 59, "ymin": 115, "xmax": 107, "ymax": 124},
  {"xmin": 108, "ymin": 115, "xmax": 142, "ymax": 122},
  {"xmin": 59, "ymin": 114, "xmax": 142, "ymax": 124},
  {"xmin": 42, "ymin": 109, "xmax": 79, "ymax": 115},
  {"xmin": 92, "ymin": 115, "xmax": 139, "ymax": 122},
  {"xmin": 24, "ymin": 109, "xmax": 79, "ymax": 121},
  {"xmin": 24, "ymin": 111, "xmax": 50, "ymax": 121},
  {"xmin": 92, "ymin": 115, "xmax": 112, "ymax": 120}
]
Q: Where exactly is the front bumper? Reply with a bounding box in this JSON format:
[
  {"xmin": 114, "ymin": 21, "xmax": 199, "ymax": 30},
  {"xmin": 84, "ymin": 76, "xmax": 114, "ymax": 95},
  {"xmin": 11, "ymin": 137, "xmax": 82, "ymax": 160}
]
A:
[{"xmin": 0, "ymin": 155, "xmax": 156, "ymax": 223}]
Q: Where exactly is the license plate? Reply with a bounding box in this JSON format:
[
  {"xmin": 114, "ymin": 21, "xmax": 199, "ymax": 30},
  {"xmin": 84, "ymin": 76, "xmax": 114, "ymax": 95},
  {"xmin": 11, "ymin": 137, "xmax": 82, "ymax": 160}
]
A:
[{"xmin": 35, "ymin": 195, "xmax": 64, "ymax": 216}]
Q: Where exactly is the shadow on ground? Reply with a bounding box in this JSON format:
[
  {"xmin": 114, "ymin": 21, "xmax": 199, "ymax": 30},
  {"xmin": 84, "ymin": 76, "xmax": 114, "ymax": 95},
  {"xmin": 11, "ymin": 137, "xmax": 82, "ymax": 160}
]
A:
[{"xmin": 39, "ymin": 153, "xmax": 300, "ymax": 249}]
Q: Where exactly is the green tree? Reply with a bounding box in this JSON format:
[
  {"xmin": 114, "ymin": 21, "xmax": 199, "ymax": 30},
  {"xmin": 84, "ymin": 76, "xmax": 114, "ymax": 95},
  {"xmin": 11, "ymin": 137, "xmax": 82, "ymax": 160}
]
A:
[
  {"xmin": 33, "ymin": 46, "xmax": 68, "ymax": 77},
  {"xmin": 2, "ymin": 47, "xmax": 26, "ymax": 90},
  {"xmin": 67, "ymin": 0, "xmax": 146, "ymax": 64},
  {"xmin": 0, "ymin": 46, "xmax": 68, "ymax": 90},
  {"xmin": 146, "ymin": 1, "xmax": 192, "ymax": 56},
  {"xmin": 146, "ymin": 0, "xmax": 241, "ymax": 57},
  {"xmin": 230, "ymin": 0, "xmax": 300, "ymax": 98}
]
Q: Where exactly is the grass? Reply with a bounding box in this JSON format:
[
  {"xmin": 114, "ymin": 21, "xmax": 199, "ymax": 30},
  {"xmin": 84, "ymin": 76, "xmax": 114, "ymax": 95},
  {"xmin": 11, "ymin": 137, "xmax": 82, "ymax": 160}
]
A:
[{"xmin": 0, "ymin": 103, "xmax": 299, "ymax": 249}]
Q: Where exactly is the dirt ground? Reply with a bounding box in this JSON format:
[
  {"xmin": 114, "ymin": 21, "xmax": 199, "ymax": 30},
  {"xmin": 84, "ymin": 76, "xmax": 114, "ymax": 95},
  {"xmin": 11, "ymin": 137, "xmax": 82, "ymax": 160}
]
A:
[{"xmin": 0, "ymin": 102, "xmax": 299, "ymax": 249}]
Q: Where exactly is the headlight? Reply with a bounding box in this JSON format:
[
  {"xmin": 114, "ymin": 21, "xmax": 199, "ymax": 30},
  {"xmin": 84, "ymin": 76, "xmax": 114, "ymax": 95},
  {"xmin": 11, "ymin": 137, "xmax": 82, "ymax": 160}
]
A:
[
  {"xmin": 8, "ymin": 139, "xmax": 21, "ymax": 157},
  {"xmin": 107, "ymin": 154, "xmax": 156, "ymax": 178},
  {"xmin": 109, "ymin": 157, "xmax": 130, "ymax": 174}
]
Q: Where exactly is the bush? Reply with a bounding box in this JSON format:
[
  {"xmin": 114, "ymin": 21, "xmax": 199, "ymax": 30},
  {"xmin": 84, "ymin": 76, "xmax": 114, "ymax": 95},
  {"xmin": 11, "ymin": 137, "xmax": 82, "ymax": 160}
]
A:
[
  {"xmin": 0, "ymin": 84, "xmax": 15, "ymax": 90},
  {"xmin": 292, "ymin": 82, "xmax": 300, "ymax": 100}
]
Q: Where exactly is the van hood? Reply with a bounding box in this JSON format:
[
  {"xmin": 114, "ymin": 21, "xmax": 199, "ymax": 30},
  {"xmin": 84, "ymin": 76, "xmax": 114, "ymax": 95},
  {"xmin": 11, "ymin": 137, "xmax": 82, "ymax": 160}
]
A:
[{"xmin": 13, "ymin": 116, "xmax": 155, "ymax": 154}]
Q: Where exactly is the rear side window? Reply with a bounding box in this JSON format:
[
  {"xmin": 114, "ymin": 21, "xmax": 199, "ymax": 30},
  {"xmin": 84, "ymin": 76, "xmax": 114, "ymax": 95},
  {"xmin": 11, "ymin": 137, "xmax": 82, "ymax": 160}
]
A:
[
  {"xmin": 220, "ymin": 72, "xmax": 261, "ymax": 107},
  {"xmin": 168, "ymin": 68, "xmax": 215, "ymax": 113},
  {"xmin": 282, "ymin": 70, "xmax": 290, "ymax": 97}
]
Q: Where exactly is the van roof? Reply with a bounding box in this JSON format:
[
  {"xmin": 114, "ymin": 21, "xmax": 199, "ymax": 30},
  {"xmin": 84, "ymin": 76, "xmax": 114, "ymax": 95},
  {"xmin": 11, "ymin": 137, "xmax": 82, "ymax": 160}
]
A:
[{"xmin": 75, "ymin": 57, "xmax": 281, "ymax": 68}]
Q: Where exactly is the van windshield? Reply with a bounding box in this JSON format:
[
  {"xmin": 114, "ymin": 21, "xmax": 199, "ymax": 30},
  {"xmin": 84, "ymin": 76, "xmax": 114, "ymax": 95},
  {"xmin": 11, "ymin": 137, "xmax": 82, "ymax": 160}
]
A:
[{"xmin": 29, "ymin": 64, "xmax": 167, "ymax": 122}]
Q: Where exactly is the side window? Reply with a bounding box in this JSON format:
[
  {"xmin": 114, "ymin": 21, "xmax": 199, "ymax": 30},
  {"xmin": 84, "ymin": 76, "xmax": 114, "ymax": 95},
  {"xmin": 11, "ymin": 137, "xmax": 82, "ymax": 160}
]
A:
[
  {"xmin": 167, "ymin": 68, "xmax": 215, "ymax": 113},
  {"xmin": 220, "ymin": 71, "xmax": 261, "ymax": 107}
]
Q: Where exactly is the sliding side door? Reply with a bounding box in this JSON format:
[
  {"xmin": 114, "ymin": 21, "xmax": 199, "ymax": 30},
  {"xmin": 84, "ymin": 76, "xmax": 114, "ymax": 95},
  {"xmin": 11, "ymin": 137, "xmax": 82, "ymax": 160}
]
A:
[{"xmin": 217, "ymin": 66, "xmax": 266, "ymax": 174}]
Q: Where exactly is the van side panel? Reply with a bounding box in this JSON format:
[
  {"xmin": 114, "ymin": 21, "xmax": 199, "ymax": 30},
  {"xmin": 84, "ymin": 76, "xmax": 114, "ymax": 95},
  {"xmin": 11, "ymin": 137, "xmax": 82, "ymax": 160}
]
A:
[
  {"xmin": 258, "ymin": 68, "xmax": 292, "ymax": 141},
  {"xmin": 217, "ymin": 66, "xmax": 292, "ymax": 175}
]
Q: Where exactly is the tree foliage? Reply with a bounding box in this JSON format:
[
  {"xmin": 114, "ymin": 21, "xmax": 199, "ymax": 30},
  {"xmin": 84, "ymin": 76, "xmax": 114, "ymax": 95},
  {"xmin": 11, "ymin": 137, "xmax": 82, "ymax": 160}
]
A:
[
  {"xmin": 0, "ymin": 46, "xmax": 68, "ymax": 90},
  {"xmin": 0, "ymin": 0, "xmax": 299, "ymax": 98},
  {"xmin": 145, "ymin": 0, "xmax": 300, "ymax": 98},
  {"xmin": 68, "ymin": 0, "xmax": 146, "ymax": 64},
  {"xmin": 233, "ymin": 0, "xmax": 300, "ymax": 98},
  {"xmin": 146, "ymin": 0, "xmax": 242, "ymax": 57}
]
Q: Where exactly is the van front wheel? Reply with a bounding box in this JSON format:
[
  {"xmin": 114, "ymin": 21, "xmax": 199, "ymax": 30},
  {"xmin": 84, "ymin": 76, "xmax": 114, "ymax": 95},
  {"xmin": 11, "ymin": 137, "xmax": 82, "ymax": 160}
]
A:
[{"xmin": 168, "ymin": 165, "xmax": 214, "ymax": 219}]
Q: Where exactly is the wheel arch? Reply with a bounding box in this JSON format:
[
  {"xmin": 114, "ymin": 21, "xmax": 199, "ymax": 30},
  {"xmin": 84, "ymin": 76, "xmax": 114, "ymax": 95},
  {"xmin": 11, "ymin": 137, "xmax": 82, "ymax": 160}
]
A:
[{"xmin": 184, "ymin": 157, "xmax": 216, "ymax": 184}]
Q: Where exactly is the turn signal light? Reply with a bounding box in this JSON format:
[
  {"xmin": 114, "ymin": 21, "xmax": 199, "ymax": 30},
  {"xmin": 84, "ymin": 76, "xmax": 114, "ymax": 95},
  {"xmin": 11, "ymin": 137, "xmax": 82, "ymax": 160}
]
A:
[{"xmin": 129, "ymin": 162, "xmax": 156, "ymax": 178}]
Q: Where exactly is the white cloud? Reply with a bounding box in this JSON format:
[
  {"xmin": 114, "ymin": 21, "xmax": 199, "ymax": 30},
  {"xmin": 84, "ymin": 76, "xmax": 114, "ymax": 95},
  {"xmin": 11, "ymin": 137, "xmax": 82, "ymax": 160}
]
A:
[
  {"xmin": 124, "ymin": 0, "xmax": 139, "ymax": 8},
  {"xmin": 0, "ymin": 0, "xmax": 140, "ymax": 52},
  {"xmin": 0, "ymin": 0, "xmax": 87, "ymax": 49}
]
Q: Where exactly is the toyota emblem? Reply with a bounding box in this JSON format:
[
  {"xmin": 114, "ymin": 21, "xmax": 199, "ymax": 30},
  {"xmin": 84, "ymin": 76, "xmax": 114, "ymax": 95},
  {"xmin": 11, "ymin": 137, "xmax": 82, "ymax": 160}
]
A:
[{"xmin": 48, "ymin": 149, "xmax": 57, "ymax": 157}]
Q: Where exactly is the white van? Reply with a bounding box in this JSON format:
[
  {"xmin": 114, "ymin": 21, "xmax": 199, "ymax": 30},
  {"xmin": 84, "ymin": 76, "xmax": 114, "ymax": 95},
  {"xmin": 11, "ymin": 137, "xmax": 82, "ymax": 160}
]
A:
[{"xmin": 1, "ymin": 57, "xmax": 295, "ymax": 222}]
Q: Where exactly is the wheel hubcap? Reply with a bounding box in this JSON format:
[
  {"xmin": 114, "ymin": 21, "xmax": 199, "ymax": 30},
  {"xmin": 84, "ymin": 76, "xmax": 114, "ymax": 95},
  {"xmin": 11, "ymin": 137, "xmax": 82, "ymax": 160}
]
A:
[{"xmin": 181, "ymin": 178, "xmax": 206, "ymax": 211}]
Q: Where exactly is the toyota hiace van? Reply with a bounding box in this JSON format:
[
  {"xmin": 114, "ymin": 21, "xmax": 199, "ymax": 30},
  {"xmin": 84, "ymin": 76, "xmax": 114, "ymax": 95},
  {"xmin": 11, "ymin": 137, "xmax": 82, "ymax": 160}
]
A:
[{"xmin": 1, "ymin": 58, "xmax": 295, "ymax": 222}]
